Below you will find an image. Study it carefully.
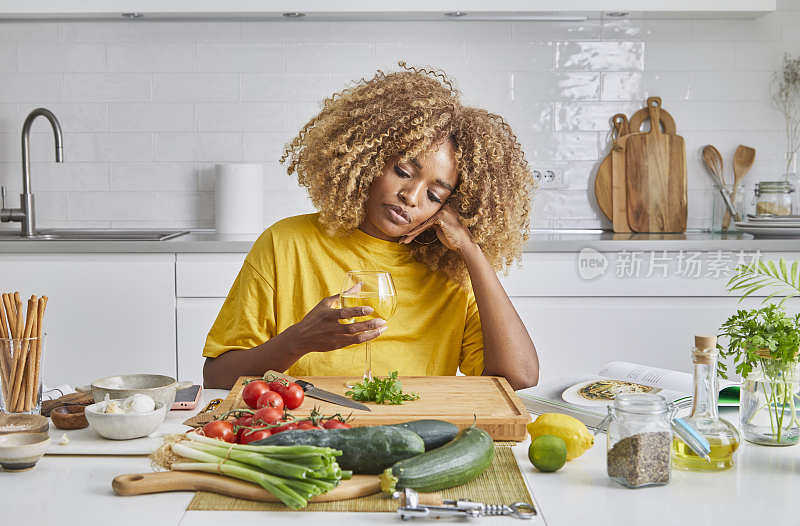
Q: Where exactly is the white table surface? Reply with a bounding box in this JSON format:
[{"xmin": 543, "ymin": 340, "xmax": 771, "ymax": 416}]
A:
[{"xmin": 2, "ymin": 389, "xmax": 799, "ymax": 525}]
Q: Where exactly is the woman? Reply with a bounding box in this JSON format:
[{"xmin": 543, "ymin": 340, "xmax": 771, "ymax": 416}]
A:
[{"xmin": 203, "ymin": 62, "xmax": 539, "ymax": 390}]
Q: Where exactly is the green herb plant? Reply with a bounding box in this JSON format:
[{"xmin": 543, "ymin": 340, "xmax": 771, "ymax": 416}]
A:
[
  {"xmin": 346, "ymin": 370, "xmax": 420, "ymax": 405},
  {"xmin": 720, "ymin": 259, "xmax": 800, "ymax": 443}
]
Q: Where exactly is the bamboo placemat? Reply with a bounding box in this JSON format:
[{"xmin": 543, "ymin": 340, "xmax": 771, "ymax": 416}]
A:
[{"xmin": 187, "ymin": 445, "xmax": 532, "ymax": 512}]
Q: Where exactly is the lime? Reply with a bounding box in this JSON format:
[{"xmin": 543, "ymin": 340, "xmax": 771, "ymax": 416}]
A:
[{"xmin": 528, "ymin": 435, "xmax": 567, "ymax": 473}]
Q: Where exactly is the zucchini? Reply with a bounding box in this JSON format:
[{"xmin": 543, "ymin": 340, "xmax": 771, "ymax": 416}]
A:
[
  {"xmin": 252, "ymin": 426, "xmax": 425, "ymax": 474},
  {"xmin": 380, "ymin": 426, "xmax": 494, "ymax": 493},
  {"xmin": 389, "ymin": 420, "xmax": 459, "ymax": 451}
]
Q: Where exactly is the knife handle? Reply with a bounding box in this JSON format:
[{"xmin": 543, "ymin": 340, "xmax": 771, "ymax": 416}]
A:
[{"xmin": 263, "ymin": 370, "xmax": 310, "ymax": 391}]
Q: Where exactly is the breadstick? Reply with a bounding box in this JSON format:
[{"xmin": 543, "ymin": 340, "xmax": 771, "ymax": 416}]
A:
[
  {"xmin": 0, "ymin": 293, "xmax": 17, "ymax": 407},
  {"xmin": 9, "ymin": 296, "xmax": 36, "ymax": 411},
  {"xmin": 2, "ymin": 292, "xmax": 21, "ymax": 407},
  {"xmin": 14, "ymin": 292, "xmax": 23, "ymax": 344},
  {"xmin": 28, "ymin": 296, "xmax": 46, "ymax": 411},
  {"xmin": 2, "ymin": 293, "xmax": 15, "ymax": 338},
  {"xmin": 0, "ymin": 300, "xmax": 10, "ymax": 404},
  {"xmin": 22, "ymin": 308, "xmax": 38, "ymax": 411}
]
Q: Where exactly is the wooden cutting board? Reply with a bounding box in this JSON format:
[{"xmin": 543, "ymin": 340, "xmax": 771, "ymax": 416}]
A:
[
  {"xmin": 623, "ymin": 97, "xmax": 687, "ymax": 233},
  {"xmin": 596, "ymin": 113, "xmax": 629, "ymax": 221},
  {"xmin": 113, "ymin": 472, "xmax": 381, "ymax": 502},
  {"xmin": 185, "ymin": 375, "xmax": 529, "ymax": 441},
  {"xmin": 607, "ymin": 102, "xmax": 678, "ymax": 232}
]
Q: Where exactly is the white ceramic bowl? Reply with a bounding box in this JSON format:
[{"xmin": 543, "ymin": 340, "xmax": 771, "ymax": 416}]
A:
[
  {"xmin": 85, "ymin": 374, "xmax": 192, "ymax": 408},
  {"xmin": 0, "ymin": 432, "xmax": 51, "ymax": 471},
  {"xmin": 84, "ymin": 400, "xmax": 168, "ymax": 440}
]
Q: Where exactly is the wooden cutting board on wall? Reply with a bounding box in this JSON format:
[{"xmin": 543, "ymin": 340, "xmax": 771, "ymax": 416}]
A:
[
  {"xmin": 186, "ymin": 376, "xmax": 530, "ymax": 441},
  {"xmin": 623, "ymin": 97, "xmax": 687, "ymax": 233}
]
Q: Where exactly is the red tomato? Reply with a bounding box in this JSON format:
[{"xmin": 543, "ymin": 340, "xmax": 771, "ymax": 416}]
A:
[
  {"xmin": 242, "ymin": 380, "xmax": 272, "ymax": 409},
  {"xmin": 253, "ymin": 407, "xmax": 283, "ymax": 425},
  {"xmin": 234, "ymin": 415, "xmax": 254, "ymax": 429},
  {"xmin": 271, "ymin": 421, "xmax": 298, "ymax": 434},
  {"xmin": 256, "ymin": 390, "xmax": 285, "ymax": 411},
  {"xmin": 282, "ymin": 383, "xmax": 305, "ymax": 410},
  {"xmin": 202, "ymin": 420, "xmax": 235, "ymax": 443},
  {"xmin": 267, "ymin": 381, "xmax": 286, "ymax": 394},
  {"xmin": 322, "ymin": 420, "xmax": 352, "ymax": 429},
  {"xmin": 237, "ymin": 428, "xmax": 272, "ymax": 444},
  {"xmin": 268, "ymin": 381, "xmax": 304, "ymax": 409},
  {"xmin": 296, "ymin": 420, "xmax": 323, "ymax": 430}
]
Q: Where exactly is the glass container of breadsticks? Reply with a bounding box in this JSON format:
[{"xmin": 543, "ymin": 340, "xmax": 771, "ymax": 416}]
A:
[{"xmin": 0, "ymin": 293, "xmax": 48, "ymax": 414}]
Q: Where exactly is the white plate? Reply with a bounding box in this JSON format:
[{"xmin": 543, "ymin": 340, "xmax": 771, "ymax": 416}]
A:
[
  {"xmin": 735, "ymin": 222, "xmax": 800, "ymax": 237},
  {"xmin": 561, "ymin": 379, "xmax": 662, "ymax": 408}
]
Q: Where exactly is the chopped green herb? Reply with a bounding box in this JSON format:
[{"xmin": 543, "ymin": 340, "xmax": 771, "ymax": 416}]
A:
[{"xmin": 345, "ymin": 371, "xmax": 420, "ymax": 405}]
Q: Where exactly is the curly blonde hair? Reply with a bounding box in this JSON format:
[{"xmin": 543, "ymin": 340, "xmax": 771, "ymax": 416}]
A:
[{"xmin": 279, "ymin": 62, "xmax": 536, "ymax": 285}]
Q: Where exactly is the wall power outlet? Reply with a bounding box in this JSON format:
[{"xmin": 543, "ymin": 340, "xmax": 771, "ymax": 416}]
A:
[{"xmin": 532, "ymin": 168, "xmax": 565, "ymax": 188}]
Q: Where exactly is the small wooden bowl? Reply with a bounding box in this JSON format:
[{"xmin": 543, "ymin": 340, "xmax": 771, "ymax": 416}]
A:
[{"xmin": 51, "ymin": 404, "xmax": 89, "ymax": 430}]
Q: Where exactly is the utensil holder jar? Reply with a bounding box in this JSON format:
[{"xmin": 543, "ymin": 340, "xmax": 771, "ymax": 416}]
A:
[
  {"xmin": 712, "ymin": 182, "xmax": 745, "ymax": 233},
  {"xmin": 0, "ymin": 336, "xmax": 45, "ymax": 414}
]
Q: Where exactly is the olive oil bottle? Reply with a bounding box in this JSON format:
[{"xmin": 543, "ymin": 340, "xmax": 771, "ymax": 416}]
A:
[{"xmin": 672, "ymin": 335, "xmax": 741, "ymax": 471}]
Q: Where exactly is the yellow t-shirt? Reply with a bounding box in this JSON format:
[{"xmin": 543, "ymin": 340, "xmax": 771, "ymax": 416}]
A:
[{"xmin": 202, "ymin": 213, "xmax": 484, "ymax": 377}]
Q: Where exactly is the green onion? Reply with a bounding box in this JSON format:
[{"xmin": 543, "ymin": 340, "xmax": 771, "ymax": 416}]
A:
[{"xmin": 164, "ymin": 434, "xmax": 345, "ymax": 509}]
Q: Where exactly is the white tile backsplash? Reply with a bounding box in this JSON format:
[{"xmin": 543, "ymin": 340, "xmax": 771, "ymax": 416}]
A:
[{"xmin": 0, "ymin": 8, "xmax": 798, "ymax": 232}]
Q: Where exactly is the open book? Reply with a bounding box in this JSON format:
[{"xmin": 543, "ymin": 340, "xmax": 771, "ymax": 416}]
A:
[{"xmin": 517, "ymin": 361, "xmax": 740, "ymax": 430}]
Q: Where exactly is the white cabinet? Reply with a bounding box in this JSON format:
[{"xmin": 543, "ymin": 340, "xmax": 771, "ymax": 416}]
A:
[
  {"xmin": 0, "ymin": 0, "xmax": 775, "ymax": 18},
  {"xmin": 511, "ymin": 295, "xmax": 781, "ymax": 379},
  {"xmin": 176, "ymin": 298, "xmax": 225, "ymax": 383},
  {"xmin": 503, "ymin": 251, "xmax": 800, "ymax": 378},
  {"xmin": 175, "ymin": 253, "xmax": 245, "ymax": 384},
  {"xmin": 176, "ymin": 253, "xmax": 245, "ymax": 298},
  {"xmin": 0, "ymin": 254, "xmax": 176, "ymax": 386}
]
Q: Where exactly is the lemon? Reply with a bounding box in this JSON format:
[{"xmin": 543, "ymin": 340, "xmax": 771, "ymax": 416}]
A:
[
  {"xmin": 527, "ymin": 413, "xmax": 594, "ymax": 460},
  {"xmin": 528, "ymin": 435, "xmax": 567, "ymax": 472}
]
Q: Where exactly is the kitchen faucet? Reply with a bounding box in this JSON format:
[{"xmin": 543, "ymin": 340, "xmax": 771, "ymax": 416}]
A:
[{"xmin": 1, "ymin": 107, "xmax": 63, "ymax": 237}]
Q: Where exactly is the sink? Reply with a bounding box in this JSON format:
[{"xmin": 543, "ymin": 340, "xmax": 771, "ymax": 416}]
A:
[{"xmin": 0, "ymin": 229, "xmax": 189, "ymax": 241}]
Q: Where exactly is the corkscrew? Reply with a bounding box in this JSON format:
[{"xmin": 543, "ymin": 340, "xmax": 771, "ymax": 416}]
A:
[{"xmin": 393, "ymin": 487, "xmax": 536, "ymax": 520}]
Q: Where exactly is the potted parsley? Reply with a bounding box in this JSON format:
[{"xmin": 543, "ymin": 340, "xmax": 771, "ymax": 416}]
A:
[{"xmin": 721, "ymin": 260, "xmax": 800, "ymax": 446}]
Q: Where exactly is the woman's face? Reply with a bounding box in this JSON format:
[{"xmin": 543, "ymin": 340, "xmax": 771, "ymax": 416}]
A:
[{"xmin": 360, "ymin": 139, "xmax": 458, "ymax": 242}]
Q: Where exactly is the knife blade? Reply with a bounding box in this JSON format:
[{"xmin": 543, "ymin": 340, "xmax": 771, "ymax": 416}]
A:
[{"xmin": 263, "ymin": 370, "xmax": 371, "ymax": 412}]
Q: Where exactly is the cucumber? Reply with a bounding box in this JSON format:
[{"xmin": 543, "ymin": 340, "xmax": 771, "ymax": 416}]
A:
[
  {"xmin": 252, "ymin": 426, "xmax": 425, "ymax": 474},
  {"xmin": 389, "ymin": 420, "xmax": 459, "ymax": 451},
  {"xmin": 380, "ymin": 426, "xmax": 494, "ymax": 493}
]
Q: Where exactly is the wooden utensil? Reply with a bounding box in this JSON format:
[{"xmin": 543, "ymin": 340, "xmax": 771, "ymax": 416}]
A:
[
  {"xmin": 623, "ymin": 97, "xmax": 687, "ymax": 232},
  {"xmin": 722, "ymin": 145, "xmax": 756, "ymax": 229},
  {"xmin": 185, "ymin": 375, "xmax": 530, "ymax": 441},
  {"xmin": 112, "ymin": 472, "xmax": 383, "ymax": 503},
  {"xmin": 40, "ymin": 390, "xmax": 94, "ymax": 417},
  {"xmin": 595, "ymin": 114, "xmax": 629, "ymax": 221}
]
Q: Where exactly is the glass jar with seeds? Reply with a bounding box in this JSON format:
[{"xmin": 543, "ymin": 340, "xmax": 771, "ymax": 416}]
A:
[{"xmin": 606, "ymin": 393, "xmax": 672, "ymax": 489}]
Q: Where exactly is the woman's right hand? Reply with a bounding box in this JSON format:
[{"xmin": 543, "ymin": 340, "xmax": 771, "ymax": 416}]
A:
[{"xmin": 287, "ymin": 290, "xmax": 387, "ymax": 355}]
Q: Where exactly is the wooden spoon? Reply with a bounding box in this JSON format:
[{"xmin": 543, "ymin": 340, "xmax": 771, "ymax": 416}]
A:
[
  {"xmin": 722, "ymin": 145, "xmax": 756, "ymax": 229},
  {"xmin": 702, "ymin": 145, "xmax": 737, "ymax": 228}
]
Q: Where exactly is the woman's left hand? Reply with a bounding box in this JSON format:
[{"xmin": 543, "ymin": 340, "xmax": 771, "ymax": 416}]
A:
[{"xmin": 400, "ymin": 204, "xmax": 475, "ymax": 253}]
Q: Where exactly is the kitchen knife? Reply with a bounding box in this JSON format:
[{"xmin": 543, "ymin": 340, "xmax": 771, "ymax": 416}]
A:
[{"xmin": 263, "ymin": 370, "xmax": 371, "ymax": 412}]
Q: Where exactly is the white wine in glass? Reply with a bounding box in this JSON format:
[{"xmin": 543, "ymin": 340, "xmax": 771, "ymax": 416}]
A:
[{"xmin": 340, "ymin": 270, "xmax": 397, "ymax": 385}]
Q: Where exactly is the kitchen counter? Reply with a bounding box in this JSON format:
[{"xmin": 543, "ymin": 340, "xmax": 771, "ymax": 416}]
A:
[
  {"xmin": 3, "ymin": 229, "xmax": 800, "ymax": 253},
  {"xmin": 1, "ymin": 389, "xmax": 798, "ymax": 526}
]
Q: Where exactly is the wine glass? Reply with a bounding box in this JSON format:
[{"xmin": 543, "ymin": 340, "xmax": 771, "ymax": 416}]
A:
[{"xmin": 339, "ymin": 270, "xmax": 397, "ymax": 386}]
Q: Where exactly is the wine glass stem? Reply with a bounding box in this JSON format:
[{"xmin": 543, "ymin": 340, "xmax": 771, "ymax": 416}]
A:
[{"xmin": 364, "ymin": 340, "xmax": 372, "ymax": 382}]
